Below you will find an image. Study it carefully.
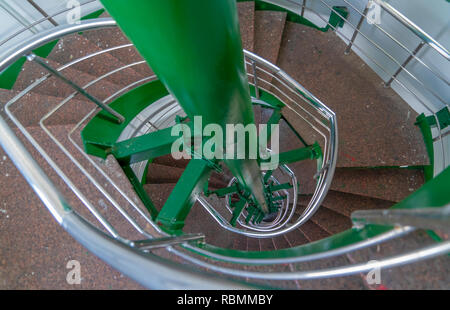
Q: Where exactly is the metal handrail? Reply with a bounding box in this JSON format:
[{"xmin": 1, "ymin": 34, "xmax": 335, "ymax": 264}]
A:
[
  {"xmin": 0, "ymin": 16, "xmax": 448, "ymax": 288},
  {"xmin": 374, "ymin": 0, "xmax": 450, "ymax": 61},
  {"xmin": 292, "ymin": 0, "xmax": 449, "ymax": 172}
]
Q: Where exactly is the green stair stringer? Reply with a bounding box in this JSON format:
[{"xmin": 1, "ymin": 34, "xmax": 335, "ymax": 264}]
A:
[
  {"xmin": 238, "ymin": 0, "xmax": 348, "ymax": 32},
  {"xmin": 188, "ymin": 166, "xmax": 450, "ymax": 262},
  {"xmin": 415, "ymin": 107, "xmax": 450, "ymax": 182}
]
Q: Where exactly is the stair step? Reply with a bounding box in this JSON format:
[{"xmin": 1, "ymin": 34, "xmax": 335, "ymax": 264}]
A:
[
  {"xmin": 254, "ymin": 11, "xmax": 286, "ymax": 65},
  {"xmin": 237, "ymin": 1, "xmax": 255, "ymax": 52},
  {"xmin": 321, "ymin": 190, "xmax": 395, "ymax": 217},
  {"xmin": 146, "ymin": 163, "xmax": 185, "ymax": 184},
  {"xmin": 22, "ymin": 123, "xmax": 161, "ymax": 240},
  {"xmin": 247, "ymin": 237, "xmax": 260, "ymax": 251},
  {"xmin": 276, "ymin": 22, "xmax": 429, "ymax": 168},
  {"xmin": 81, "ymin": 28, "xmax": 154, "ymax": 78},
  {"xmin": 0, "ymin": 89, "xmax": 96, "ymax": 127},
  {"xmin": 298, "ymin": 220, "xmax": 330, "ymax": 242},
  {"xmin": 284, "ymin": 228, "xmax": 309, "ymax": 246},
  {"xmin": 309, "ymin": 206, "xmax": 353, "ymax": 235},
  {"xmin": 146, "ymin": 162, "xmax": 227, "ymax": 189},
  {"xmin": 331, "ymin": 168, "xmax": 425, "ymax": 202},
  {"xmin": 143, "ymin": 183, "xmax": 176, "ymax": 211},
  {"xmin": 348, "ymin": 230, "xmax": 450, "ymax": 289},
  {"xmin": 47, "ymin": 33, "xmax": 144, "ymax": 86},
  {"xmin": 184, "ymin": 201, "xmax": 235, "ymax": 249},
  {"xmin": 152, "ymin": 154, "xmax": 190, "ymax": 169},
  {"xmin": 259, "ymin": 237, "xmax": 275, "ymax": 251},
  {"xmin": 14, "ymin": 58, "xmax": 122, "ymax": 100}
]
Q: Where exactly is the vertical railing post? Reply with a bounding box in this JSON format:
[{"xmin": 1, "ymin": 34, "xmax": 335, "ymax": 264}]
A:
[
  {"xmin": 26, "ymin": 0, "xmax": 59, "ymax": 26},
  {"xmin": 384, "ymin": 42, "xmax": 425, "ymax": 88},
  {"xmin": 344, "ymin": 5, "xmax": 370, "ymax": 55},
  {"xmin": 251, "ymin": 60, "xmax": 260, "ymax": 99},
  {"xmin": 301, "ymin": 0, "xmax": 307, "ymax": 18}
]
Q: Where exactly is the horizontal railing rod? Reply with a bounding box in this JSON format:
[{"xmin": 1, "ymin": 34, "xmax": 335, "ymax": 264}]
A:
[
  {"xmin": 374, "ymin": 0, "xmax": 450, "ymax": 61},
  {"xmin": 27, "ymin": 53, "xmax": 125, "ymax": 124},
  {"xmin": 385, "ymin": 42, "xmax": 425, "ymax": 88},
  {"xmin": 340, "ymin": 0, "xmax": 449, "ymax": 87},
  {"xmin": 305, "ymin": 4, "xmax": 447, "ymax": 171},
  {"xmin": 26, "ymin": 0, "xmax": 59, "ymax": 26},
  {"xmin": 0, "ymin": 0, "xmax": 97, "ymax": 48},
  {"xmin": 133, "ymin": 234, "xmax": 205, "ymax": 251},
  {"xmin": 352, "ymin": 205, "xmax": 450, "ymax": 232}
]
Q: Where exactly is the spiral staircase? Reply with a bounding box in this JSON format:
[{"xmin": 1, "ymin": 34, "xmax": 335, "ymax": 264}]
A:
[{"xmin": 0, "ymin": 0, "xmax": 449, "ymax": 289}]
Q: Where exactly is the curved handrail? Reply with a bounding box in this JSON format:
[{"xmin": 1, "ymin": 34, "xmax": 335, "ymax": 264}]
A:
[{"xmin": 0, "ymin": 18, "xmax": 448, "ymax": 288}]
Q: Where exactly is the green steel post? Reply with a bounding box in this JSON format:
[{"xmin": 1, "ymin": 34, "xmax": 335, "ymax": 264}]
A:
[
  {"xmin": 100, "ymin": 0, "xmax": 269, "ymax": 213},
  {"xmin": 156, "ymin": 159, "xmax": 211, "ymax": 232}
]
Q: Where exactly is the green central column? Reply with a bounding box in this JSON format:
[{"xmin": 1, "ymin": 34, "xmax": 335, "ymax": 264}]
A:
[{"xmin": 100, "ymin": 0, "xmax": 268, "ymax": 212}]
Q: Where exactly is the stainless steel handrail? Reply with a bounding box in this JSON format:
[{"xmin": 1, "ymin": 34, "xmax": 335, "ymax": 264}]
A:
[
  {"xmin": 374, "ymin": 0, "xmax": 450, "ymax": 61},
  {"xmin": 292, "ymin": 0, "xmax": 449, "ymax": 172},
  {"xmin": 0, "ymin": 14, "xmax": 448, "ymax": 288}
]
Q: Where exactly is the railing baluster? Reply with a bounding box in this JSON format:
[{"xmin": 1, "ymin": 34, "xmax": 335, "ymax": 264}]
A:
[
  {"xmin": 384, "ymin": 42, "xmax": 425, "ymax": 88},
  {"xmin": 133, "ymin": 233, "xmax": 205, "ymax": 251},
  {"xmin": 344, "ymin": 5, "xmax": 370, "ymax": 55},
  {"xmin": 27, "ymin": 53, "xmax": 125, "ymax": 124},
  {"xmin": 251, "ymin": 60, "xmax": 260, "ymax": 99},
  {"xmin": 26, "ymin": 0, "xmax": 59, "ymax": 26},
  {"xmin": 301, "ymin": 0, "xmax": 306, "ymax": 18}
]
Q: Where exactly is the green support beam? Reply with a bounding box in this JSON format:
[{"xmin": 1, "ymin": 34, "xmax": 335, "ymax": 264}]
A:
[
  {"xmin": 100, "ymin": 0, "xmax": 270, "ymax": 213},
  {"xmin": 122, "ymin": 165, "xmax": 158, "ymax": 218},
  {"xmin": 112, "ymin": 126, "xmax": 180, "ymax": 166},
  {"xmin": 156, "ymin": 159, "xmax": 211, "ymax": 232}
]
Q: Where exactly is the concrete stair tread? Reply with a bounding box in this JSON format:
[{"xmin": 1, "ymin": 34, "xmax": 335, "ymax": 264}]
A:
[
  {"xmin": 309, "ymin": 206, "xmax": 353, "ymax": 235},
  {"xmin": 143, "ymin": 182, "xmax": 176, "ymax": 211},
  {"xmin": 284, "ymin": 228, "xmax": 309, "ymax": 246},
  {"xmin": 298, "ymin": 221, "xmax": 330, "ymax": 242},
  {"xmin": 254, "ymin": 10, "xmax": 286, "ymax": 65},
  {"xmin": 19, "ymin": 123, "xmax": 161, "ymax": 240},
  {"xmin": 47, "ymin": 33, "xmax": 144, "ymax": 86},
  {"xmin": 152, "ymin": 153, "xmax": 190, "ymax": 168},
  {"xmin": 276, "ymin": 22, "xmax": 429, "ymax": 168},
  {"xmin": 348, "ymin": 230, "xmax": 450, "ymax": 289},
  {"xmin": 146, "ymin": 162, "xmax": 227, "ymax": 189},
  {"xmin": 321, "ymin": 190, "xmax": 395, "ymax": 217},
  {"xmin": 330, "ymin": 167, "xmax": 425, "ymax": 202},
  {"xmin": 238, "ymin": 1, "xmax": 255, "ymax": 52},
  {"xmin": 0, "ymin": 88, "xmax": 95, "ymax": 127},
  {"xmin": 80, "ymin": 28, "xmax": 154, "ymax": 78},
  {"xmin": 14, "ymin": 57, "xmax": 123, "ymax": 100}
]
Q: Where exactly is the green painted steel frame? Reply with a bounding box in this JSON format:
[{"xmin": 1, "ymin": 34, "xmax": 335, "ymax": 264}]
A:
[{"xmin": 191, "ymin": 166, "xmax": 450, "ymax": 261}]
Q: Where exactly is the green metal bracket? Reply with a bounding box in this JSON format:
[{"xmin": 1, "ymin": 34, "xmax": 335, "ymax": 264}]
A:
[
  {"xmin": 156, "ymin": 159, "xmax": 212, "ymax": 233},
  {"xmin": 423, "ymin": 107, "xmax": 450, "ymax": 130},
  {"xmin": 122, "ymin": 164, "xmax": 158, "ymax": 218},
  {"xmin": 112, "ymin": 126, "xmax": 180, "ymax": 166},
  {"xmin": 81, "ymin": 80, "xmax": 169, "ymax": 158},
  {"xmin": 415, "ymin": 113, "xmax": 435, "ymax": 181}
]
